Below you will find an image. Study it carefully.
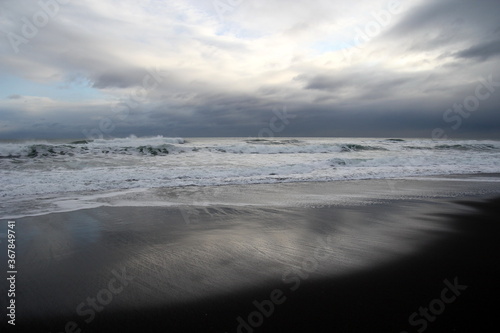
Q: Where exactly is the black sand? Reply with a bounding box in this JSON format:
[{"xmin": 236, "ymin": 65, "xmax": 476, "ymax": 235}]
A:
[{"xmin": 1, "ymin": 177, "xmax": 500, "ymax": 332}]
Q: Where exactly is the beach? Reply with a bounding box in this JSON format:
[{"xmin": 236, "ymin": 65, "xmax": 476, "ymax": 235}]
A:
[
  {"xmin": 3, "ymin": 0, "xmax": 500, "ymax": 329},
  {"xmin": 1, "ymin": 175, "xmax": 500, "ymax": 332},
  {"xmin": 2, "ymin": 0, "xmax": 500, "ymax": 327}
]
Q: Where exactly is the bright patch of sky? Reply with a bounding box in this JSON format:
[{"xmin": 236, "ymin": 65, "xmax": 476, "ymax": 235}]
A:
[
  {"xmin": 0, "ymin": 75, "xmax": 105, "ymax": 102},
  {"xmin": 1, "ymin": 0, "xmax": 499, "ymax": 139}
]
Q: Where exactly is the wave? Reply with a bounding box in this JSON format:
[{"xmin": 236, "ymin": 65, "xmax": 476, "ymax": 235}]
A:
[
  {"xmin": 0, "ymin": 139, "xmax": 388, "ymax": 159},
  {"xmin": 1, "ymin": 137, "xmax": 500, "ymax": 162},
  {"xmin": 205, "ymin": 143, "xmax": 386, "ymax": 154},
  {"xmin": 0, "ymin": 135, "xmax": 184, "ymax": 159},
  {"xmin": 434, "ymin": 144, "xmax": 497, "ymax": 151},
  {"xmin": 329, "ymin": 158, "xmax": 370, "ymax": 167},
  {"xmin": 405, "ymin": 143, "xmax": 500, "ymax": 151},
  {"xmin": 244, "ymin": 139, "xmax": 303, "ymax": 145},
  {"xmin": 340, "ymin": 144, "xmax": 387, "ymax": 152},
  {"xmin": 0, "ymin": 142, "xmax": 175, "ymax": 158},
  {"xmin": 1, "ymin": 137, "xmax": 499, "ymax": 220}
]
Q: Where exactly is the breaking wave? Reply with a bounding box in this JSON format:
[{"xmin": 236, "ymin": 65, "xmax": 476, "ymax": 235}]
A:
[{"xmin": 1, "ymin": 136, "xmax": 499, "ymax": 218}]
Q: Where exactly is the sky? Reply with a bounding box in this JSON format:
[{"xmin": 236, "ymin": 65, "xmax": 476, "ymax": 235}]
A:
[{"xmin": 0, "ymin": 0, "xmax": 499, "ymax": 140}]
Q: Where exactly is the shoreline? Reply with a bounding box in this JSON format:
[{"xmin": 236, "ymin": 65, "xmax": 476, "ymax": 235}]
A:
[{"xmin": 2, "ymin": 172, "xmax": 500, "ymax": 221}]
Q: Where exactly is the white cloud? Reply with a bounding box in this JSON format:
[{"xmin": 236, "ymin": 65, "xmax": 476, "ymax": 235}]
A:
[{"xmin": 0, "ymin": 0, "xmax": 499, "ymax": 138}]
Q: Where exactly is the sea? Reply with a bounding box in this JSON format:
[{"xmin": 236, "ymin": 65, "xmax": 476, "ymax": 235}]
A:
[{"xmin": 1, "ymin": 136, "xmax": 500, "ymax": 219}]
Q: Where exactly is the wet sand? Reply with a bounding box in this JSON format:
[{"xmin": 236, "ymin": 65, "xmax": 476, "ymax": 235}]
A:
[{"xmin": 1, "ymin": 177, "xmax": 500, "ymax": 332}]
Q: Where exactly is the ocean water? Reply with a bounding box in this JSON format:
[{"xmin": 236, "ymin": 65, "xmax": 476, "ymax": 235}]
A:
[{"xmin": 1, "ymin": 136, "xmax": 500, "ymax": 218}]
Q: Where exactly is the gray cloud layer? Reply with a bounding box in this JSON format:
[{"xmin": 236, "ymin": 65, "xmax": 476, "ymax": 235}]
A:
[{"xmin": 0, "ymin": 0, "xmax": 499, "ymax": 139}]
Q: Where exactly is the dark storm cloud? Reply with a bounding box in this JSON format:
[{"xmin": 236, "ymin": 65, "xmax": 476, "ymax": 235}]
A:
[
  {"xmin": 1, "ymin": 0, "xmax": 500, "ymax": 139},
  {"xmin": 387, "ymin": 0, "xmax": 499, "ymax": 37},
  {"xmin": 294, "ymin": 69, "xmax": 427, "ymax": 103},
  {"xmin": 454, "ymin": 38, "xmax": 500, "ymax": 61},
  {"xmin": 91, "ymin": 67, "xmax": 152, "ymax": 89},
  {"xmin": 382, "ymin": 0, "xmax": 500, "ymax": 57},
  {"xmin": 298, "ymin": 72, "xmax": 414, "ymax": 93},
  {"xmin": 385, "ymin": 1, "xmax": 464, "ymax": 37}
]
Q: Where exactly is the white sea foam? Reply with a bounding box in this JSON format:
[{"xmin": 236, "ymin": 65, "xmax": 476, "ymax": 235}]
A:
[{"xmin": 1, "ymin": 136, "xmax": 499, "ymax": 218}]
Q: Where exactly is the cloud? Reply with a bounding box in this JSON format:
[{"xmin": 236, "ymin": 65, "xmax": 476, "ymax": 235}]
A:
[
  {"xmin": 454, "ymin": 38, "xmax": 500, "ymax": 61},
  {"xmin": 0, "ymin": 0, "xmax": 499, "ymax": 139}
]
